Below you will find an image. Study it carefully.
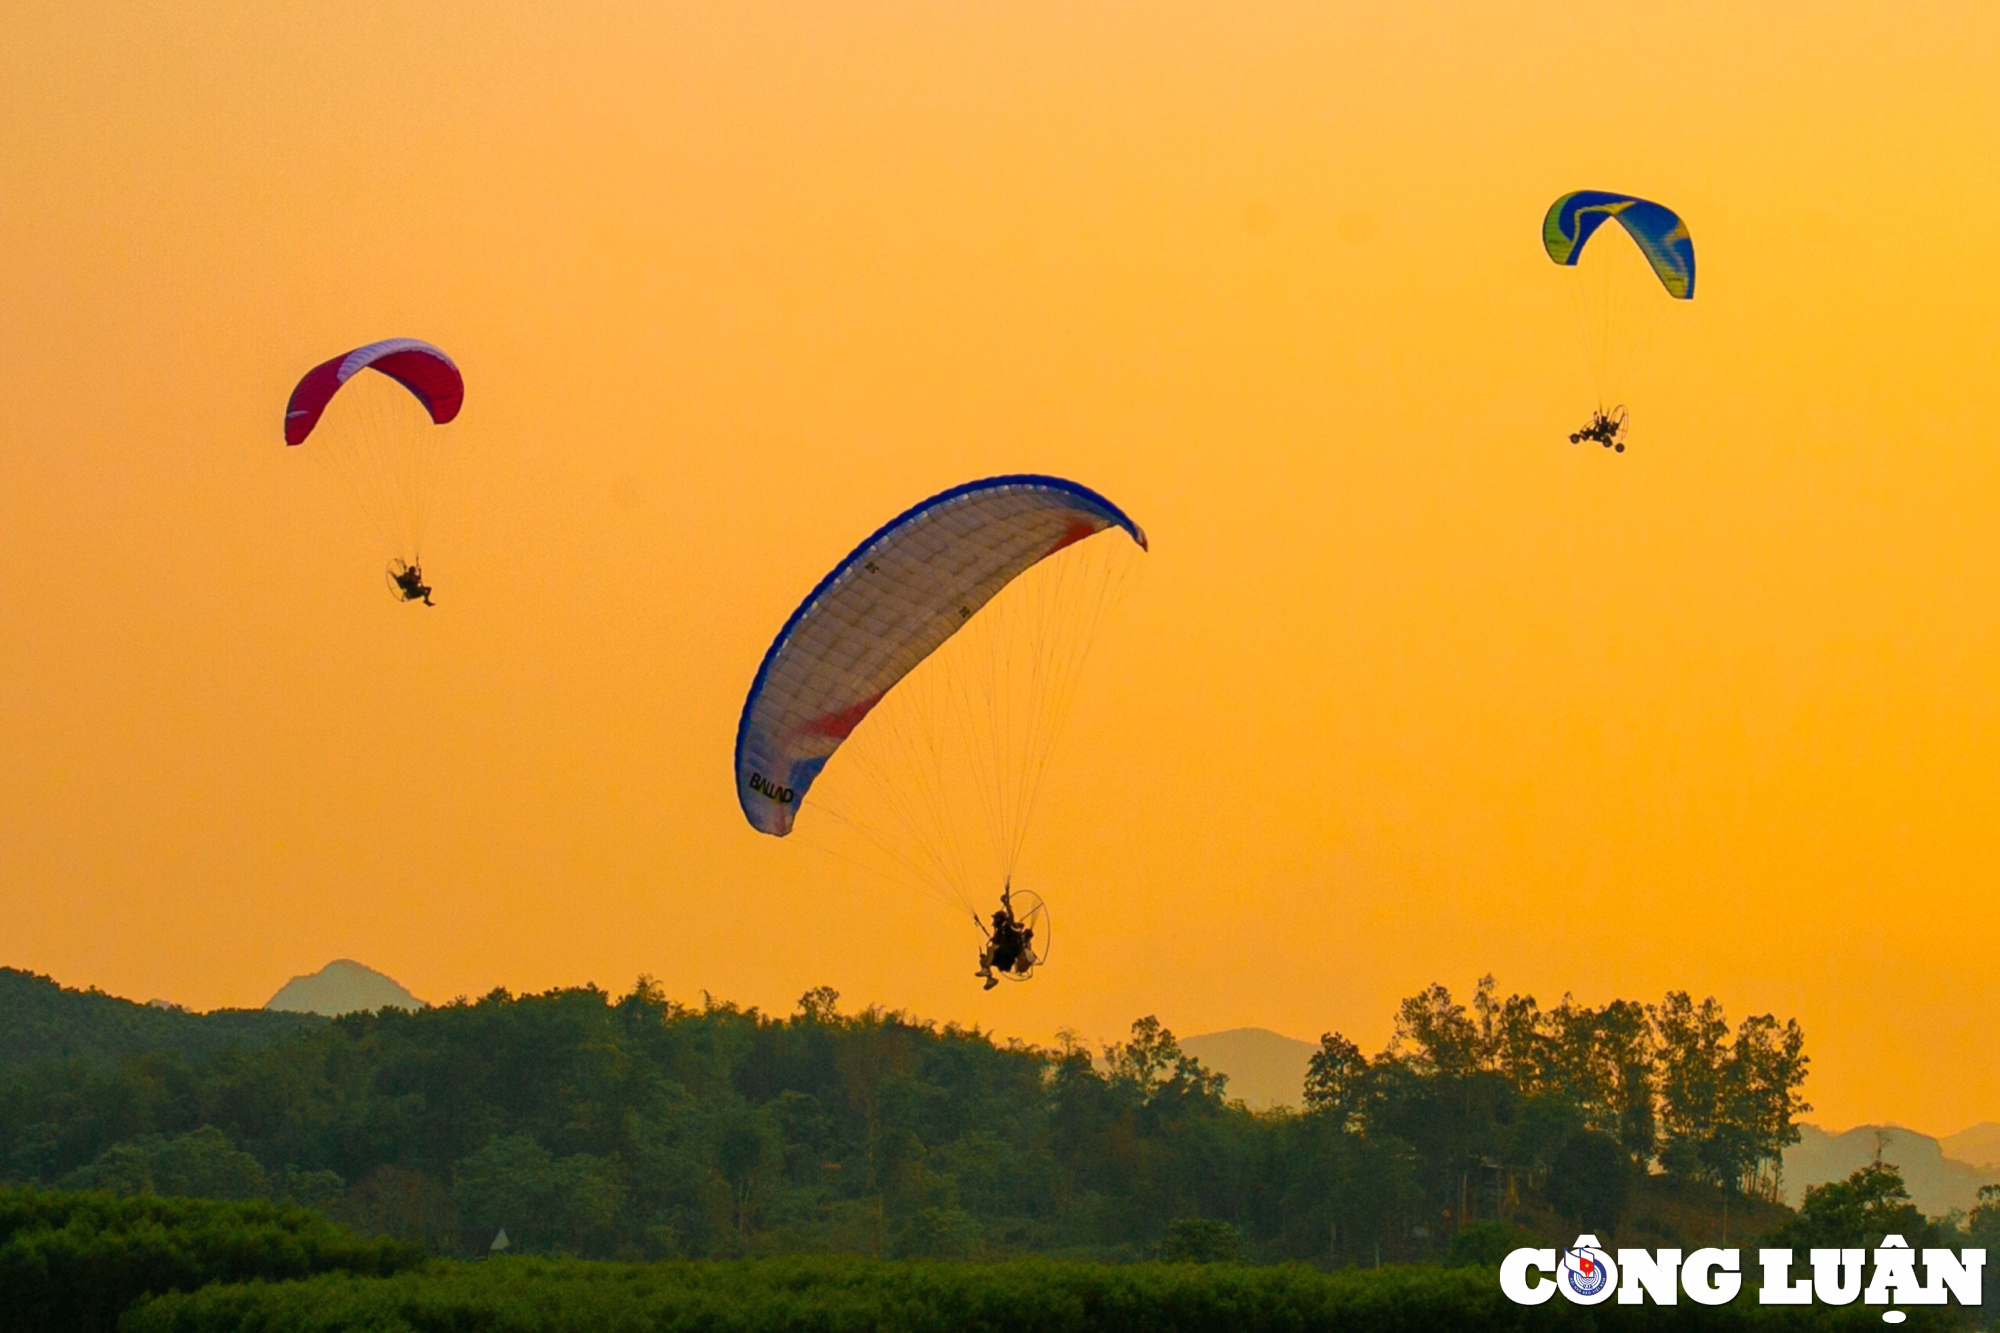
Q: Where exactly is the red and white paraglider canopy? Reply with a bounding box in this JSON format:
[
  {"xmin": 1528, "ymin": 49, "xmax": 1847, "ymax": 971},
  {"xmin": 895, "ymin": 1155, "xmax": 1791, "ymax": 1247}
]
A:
[{"xmin": 283, "ymin": 338, "xmax": 464, "ymax": 446}]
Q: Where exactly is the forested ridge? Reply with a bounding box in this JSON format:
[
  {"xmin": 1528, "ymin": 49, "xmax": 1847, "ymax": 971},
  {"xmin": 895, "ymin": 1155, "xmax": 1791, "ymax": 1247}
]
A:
[
  {"xmin": 0, "ymin": 965, "xmax": 1853, "ymax": 1263},
  {"xmin": 0, "ymin": 968, "xmax": 320, "ymax": 1080}
]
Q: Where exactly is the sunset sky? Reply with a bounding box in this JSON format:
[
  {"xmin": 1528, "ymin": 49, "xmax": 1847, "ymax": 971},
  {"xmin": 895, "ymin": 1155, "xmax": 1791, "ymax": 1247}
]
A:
[{"xmin": 5, "ymin": 0, "xmax": 2000, "ymax": 1136}]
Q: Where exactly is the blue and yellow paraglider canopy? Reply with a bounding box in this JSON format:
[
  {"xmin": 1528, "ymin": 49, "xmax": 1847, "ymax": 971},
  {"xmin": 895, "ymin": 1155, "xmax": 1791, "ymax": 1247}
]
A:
[{"xmin": 1543, "ymin": 191, "xmax": 1694, "ymax": 300}]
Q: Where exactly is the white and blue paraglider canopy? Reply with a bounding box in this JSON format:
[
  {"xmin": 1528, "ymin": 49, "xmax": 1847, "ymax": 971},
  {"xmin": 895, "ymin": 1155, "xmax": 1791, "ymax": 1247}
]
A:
[{"xmin": 734, "ymin": 474, "xmax": 1147, "ymax": 839}]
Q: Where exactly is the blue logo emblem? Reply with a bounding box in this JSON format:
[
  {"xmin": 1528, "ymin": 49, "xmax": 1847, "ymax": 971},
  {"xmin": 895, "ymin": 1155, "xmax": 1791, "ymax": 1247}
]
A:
[{"xmin": 1562, "ymin": 1247, "xmax": 1610, "ymax": 1298}]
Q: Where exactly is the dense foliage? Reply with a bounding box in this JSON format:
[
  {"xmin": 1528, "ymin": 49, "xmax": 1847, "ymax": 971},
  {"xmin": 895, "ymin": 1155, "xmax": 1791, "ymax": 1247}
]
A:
[
  {"xmin": 0, "ymin": 1187, "xmax": 419, "ymax": 1333},
  {"xmin": 1307, "ymin": 979, "xmax": 1810, "ymax": 1208},
  {"xmin": 123, "ymin": 1255, "xmax": 1958, "ymax": 1333},
  {"xmin": 0, "ymin": 968, "xmax": 1989, "ymax": 1330},
  {"xmin": 0, "ymin": 968, "xmax": 1811, "ymax": 1262},
  {"xmin": 1970, "ymin": 1184, "xmax": 2000, "ymax": 1250},
  {"xmin": 0, "ymin": 969, "xmax": 320, "ymax": 1081},
  {"xmin": 1764, "ymin": 1162, "xmax": 1945, "ymax": 1251}
]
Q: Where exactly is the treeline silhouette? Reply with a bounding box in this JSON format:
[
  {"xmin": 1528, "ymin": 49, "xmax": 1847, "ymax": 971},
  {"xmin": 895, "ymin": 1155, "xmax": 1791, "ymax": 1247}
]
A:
[
  {"xmin": 0, "ymin": 967, "xmax": 1833, "ymax": 1263},
  {"xmin": 1305, "ymin": 977, "xmax": 1810, "ymax": 1251},
  {"xmin": 0, "ymin": 967, "xmax": 318, "ymax": 1079}
]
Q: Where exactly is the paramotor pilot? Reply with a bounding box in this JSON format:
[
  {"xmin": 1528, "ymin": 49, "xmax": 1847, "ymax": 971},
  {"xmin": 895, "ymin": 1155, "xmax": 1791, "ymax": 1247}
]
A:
[
  {"xmin": 976, "ymin": 885, "xmax": 1037, "ymax": 990},
  {"xmin": 391, "ymin": 561, "xmax": 435, "ymax": 606}
]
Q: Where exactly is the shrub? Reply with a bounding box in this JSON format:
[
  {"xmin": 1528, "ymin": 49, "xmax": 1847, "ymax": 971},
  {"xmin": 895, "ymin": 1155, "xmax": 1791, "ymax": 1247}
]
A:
[
  {"xmin": 1159, "ymin": 1217, "xmax": 1241, "ymax": 1263},
  {"xmin": 124, "ymin": 1255, "xmax": 1963, "ymax": 1333},
  {"xmin": 1445, "ymin": 1219, "xmax": 1529, "ymax": 1267},
  {"xmin": 0, "ymin": 1188, "xmax": 421, "ymax": 1333}
]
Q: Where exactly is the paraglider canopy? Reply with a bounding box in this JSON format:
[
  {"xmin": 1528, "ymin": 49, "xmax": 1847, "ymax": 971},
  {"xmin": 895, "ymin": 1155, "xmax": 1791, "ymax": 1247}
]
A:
[
  {"xmin": 1542, "ymin": 191, "xmax": 1695, "ymax": 299},
  {"xmin": 735, "ymin": 474, "xmax": 1147, "ymax": 838},
  {"xmin": 284, "ymin": 338, "xmax": 464, "ymax": 446}
]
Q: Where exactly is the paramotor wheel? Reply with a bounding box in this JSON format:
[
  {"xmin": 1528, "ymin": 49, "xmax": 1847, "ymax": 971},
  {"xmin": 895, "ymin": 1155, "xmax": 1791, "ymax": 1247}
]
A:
[{"xmin": 996, "ymin": 890, "xmax": 1050, "ymax": 982}]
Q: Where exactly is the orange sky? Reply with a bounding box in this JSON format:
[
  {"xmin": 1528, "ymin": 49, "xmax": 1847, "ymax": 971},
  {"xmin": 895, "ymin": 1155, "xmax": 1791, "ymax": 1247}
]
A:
[{"xmin": 4, "ymin": 0, "xmax": 2000, "ymax": 1136}]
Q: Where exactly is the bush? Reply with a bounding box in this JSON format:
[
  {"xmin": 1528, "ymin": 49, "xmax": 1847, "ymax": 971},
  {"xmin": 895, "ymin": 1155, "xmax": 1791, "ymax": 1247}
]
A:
[
  {"xmin": 1444, "ymin": 1219, "xmax": 1528, "ymax": 1267},
  {"xmin": 0, "ymin": 1187, "xmax": 421, "ymax": 1333},
  {"xmin": 124, "ymin": 1256, "xmax": 1963, "ymax": 1333},
  {"xmin": 61, "ymin": 1127, "xmax": 273, "ymax": 1202},
  {"xmin": 1159, "ymin": 1217, "xmax": 1241, "ymax": 1263}
]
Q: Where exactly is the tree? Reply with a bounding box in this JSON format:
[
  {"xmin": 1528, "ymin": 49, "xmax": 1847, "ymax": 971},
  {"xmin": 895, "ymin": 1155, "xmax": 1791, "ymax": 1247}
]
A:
[
  {"xmin": 1546, "ymin": 1131, "xmax": 1633, "ymax": 1233},
  {"xmin": 1104, "ymin": 1016, "xmax": 1227, "ymax": 1106},
  {"xmin": 795, "ymin": 986, "xmax": 841, "ymax": 1023},
  {"xmin": 1303, "ymin": 1034, "xmax": 1370, "ymax": 1131},
  {"xmin": 1104, "ymin": 1016, "xmax": 1182, "ymax": 1091},
  {"xmin": 1161, "ymin": 1216, "xmax": 1241, "ymax": 1262},
  {"xmin": 453, "ymin": 1135, "xmax": 622, "ymax": 1257},
  {"xmin": 1541, "ymin": 997, "xmax": 1657, "ymax": 1161},
  {"xmin": 1392, "ymin": 985, "xmax": 1481, "ymax": 1078},
  {"xmin": 1652, "ymin": 991, "xmax": 1729, "ymax": 1182},
  {"xmin": 61, "ymin": 1126, "xmax": 270, "ymax": 1202},
  {"xmin": 1472, "ymin": 977, "xmax": 1547, "ymax": 1088},
  {"xmin": 1650, "ymin": 992, "xmax": 1806, "ymax": 1193},
  {"xmin": 1721, "ymin": 1013, "xmax": 1809, "ymax": 1198},
  {"xmin": 1765, "ymin": 1162, "xmax": 1940, "ymax": 1250},
  {"xmin": 1965, "ymin": 1184, "xmax": 2000, "ymax": 1247}
]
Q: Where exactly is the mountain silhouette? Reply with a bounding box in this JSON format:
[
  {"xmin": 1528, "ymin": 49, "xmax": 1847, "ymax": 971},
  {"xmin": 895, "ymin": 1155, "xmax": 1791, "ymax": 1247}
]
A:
[
  {"xmin": 1942, "ymin": 1122, "xmax": 2000, "ymax": 1171},
  {"xmin": 265, "ymin": 960, "xmax": 423, "ymax": 1017},
  {"xmin": 1784, "ymin": 1123, "xmax": 2000, "ymax": 1215},
  {"xmin": 1180, "ymin": 1028, "xmax": 1316, "ymax": 1110}
]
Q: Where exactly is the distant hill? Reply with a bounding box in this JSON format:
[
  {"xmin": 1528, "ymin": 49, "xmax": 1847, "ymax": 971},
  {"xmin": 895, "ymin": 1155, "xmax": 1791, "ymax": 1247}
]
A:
[
  {"xmin": 1180, "ymin": 1028, "xmax": 1316, "ymax": 1110},
  {"xmin": 1783, "ymin": 1123, "xmax": 2000, "ymax": 1216},
  {"xmin": 1174, "ymin": 1028, "xmax": 2000, "ymax": 1215},
  {"xmin": 1943, "ymin": 1122, "xmax": 2000, "ymax": 1171},
  {"xmin": 266, "ymin": 960, "xmax": 424, "ymax": 1017},
  {"xmin": 0, "ymin": 967, "xmax": 322, "ymax": 1078}
]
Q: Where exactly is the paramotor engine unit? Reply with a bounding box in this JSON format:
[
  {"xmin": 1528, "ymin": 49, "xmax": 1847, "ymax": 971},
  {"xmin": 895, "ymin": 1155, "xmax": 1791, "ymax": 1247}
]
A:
[
  {"xmin": 989, "ymin": 888, "xmax": 1050, "ymax": 982},
  {"xmin": 734, "ymin": 475, "xmax": 1147, "ymax": 980}
]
